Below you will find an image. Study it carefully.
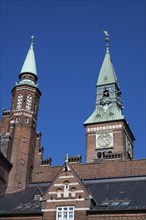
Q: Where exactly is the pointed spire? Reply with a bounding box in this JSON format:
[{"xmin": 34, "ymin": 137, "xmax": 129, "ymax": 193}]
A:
[
  {"xmin": 84, "ymin": 32, "xmax": 124, "ymax": 125},
  {"xmin": 20, "ymin": 36, "xmax": 37, "ymax": 76},
  {"xmin": 97, "ymin": 31, "xmax": 118, "ymax": 87}
]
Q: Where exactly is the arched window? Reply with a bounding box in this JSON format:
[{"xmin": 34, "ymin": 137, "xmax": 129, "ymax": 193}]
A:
[
  {"xmin": 26, "ymin": 95, "xmax": 32, "ymax": 111},
  {"xmin": 97, "ymin": 152, "xmax": 102, "ymax": 158},
  {"xmin": 103, "ymin": 151, "xmax": 107, "ymax": 158},
  {"xmin": 15, "ymin": 116, "xmax": 20, "ymax": 123},
  {"xmin": 64, "ymin": 181, "xmax": 70, "ymax": 198},
  {"xmin": 17, "ymin": 182, "xmax": 22, "ymax": 188},
  {"xmin": 24, "ymin": 117, "xmax": 29, "ymax": 124},
  {"xmin": 103, "ymin": 89, "xmax": 109, "ymax": 97},
  {"xmin": 17, "ymin": 94, "xmax": 23, "ymax": 110}
]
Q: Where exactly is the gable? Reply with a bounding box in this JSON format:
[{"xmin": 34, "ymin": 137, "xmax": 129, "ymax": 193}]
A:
[{"xmin": 42, "ymin": 163, "xmax": 94, "ymax": 213}]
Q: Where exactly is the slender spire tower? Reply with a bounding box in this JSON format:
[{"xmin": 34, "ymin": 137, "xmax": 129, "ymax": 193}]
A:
[
  {"xmin": 6, "ymin": 36, "xmax": 41, "ymax": 193},
  {"xmin": 84, "ymin": 32, "xmax": 135, "ymax": 163}
]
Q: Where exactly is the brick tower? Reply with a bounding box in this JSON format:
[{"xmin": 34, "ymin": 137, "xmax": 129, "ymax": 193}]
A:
[
  {"xmin": 6, "ymin": 36, "xmax": 41, "ymax": 193},
  {"xmin": 84, "ymin": 32, "xmax": 135, "ymax": 163}
]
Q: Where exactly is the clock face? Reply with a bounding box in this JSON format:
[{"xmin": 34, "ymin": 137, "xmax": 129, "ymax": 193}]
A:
[{"xmin": 96, "ymin": 133, "xmax": 112, "ymax": 148}]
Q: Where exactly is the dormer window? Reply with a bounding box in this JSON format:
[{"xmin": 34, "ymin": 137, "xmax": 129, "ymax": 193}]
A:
[{"xmin": 34, "ymin": 194, "xmax": 41, "ymax": 201}]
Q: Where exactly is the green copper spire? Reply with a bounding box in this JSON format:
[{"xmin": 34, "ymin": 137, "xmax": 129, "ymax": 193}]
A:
[
  {"xmin": 97, "ymin": 31, "xmax": 118, "ymax": 87},
  {"xmin": 20, "ymin": 36, "xmax": 37, "ymax": 76},
  {"xmin": 16, "ymin": 36, "xmax": 38, "ymax": 88},
  {"xmin": 84, "ymin": 31, "xmax": 124, "ymax": 125}
]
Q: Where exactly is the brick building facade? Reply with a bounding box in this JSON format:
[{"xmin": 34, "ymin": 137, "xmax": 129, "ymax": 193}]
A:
[{"xmin": 0, "ymin": 35, "xmax": 146, "ymax": 220}]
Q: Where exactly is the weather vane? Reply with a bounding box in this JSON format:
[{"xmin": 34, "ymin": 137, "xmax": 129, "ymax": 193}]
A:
[
  {"xmin": 31, "ymin": 35, "xmax": 35, "ymax": 46},
  {"xmin": 103, "ymin": 30, "xmax": 109, "ymax": 51}
]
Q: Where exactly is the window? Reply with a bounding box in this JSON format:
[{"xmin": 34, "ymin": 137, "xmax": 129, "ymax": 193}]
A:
[
  {"xmin": 26, "ymin": 95, "xmax": 32, "ymax": 111},
  {"xmin": 56, "ymin": 207, "xmax": 74, "ymax": 220},
  {"xmin": 64, "ymin": 182, "xmax": 69, "ymax": 198},
  {"xmin": 23, "ymin": 137, "xmax": 27, "ymax": 143},
  {"xmin": 17, "ymin": 182, "xmax": 22, "ymax": 188},
  {"xmin": 34, "ymin": 194, "xmax": 41, "ymax": 201},
  {"xmin": 20, "ymin": 159, "xmax": 24, "ymax": 165},
  {"xmin": 24, "ymin": 117, "xmax": 29, "ymax": 124},
  {"xmin": 103, "ymin": 89, "xmax": 109, "ymax": 97},
  {"xmin": 16, "ymin": 94, "xmax": 23, "ymax": 110},
  {"xmin": 15, "ymin": 116, "xmax": 20, "ymax": 123}
]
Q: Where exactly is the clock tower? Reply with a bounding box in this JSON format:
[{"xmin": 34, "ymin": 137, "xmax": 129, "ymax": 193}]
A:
[{"xmin": 84, "ymin": 32, "xmax": 135, "ymax": 163}]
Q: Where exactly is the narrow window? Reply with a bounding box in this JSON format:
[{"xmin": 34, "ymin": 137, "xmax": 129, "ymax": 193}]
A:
[
  {"xmin": 16, "ymin": 94, "xmax": 23, "ymax": 110},
  {"xmin": 64, "ymin": 182, "xmax": 69, "ymax": 198},
  {"xmin": 97, "ymin": 152, "xmax": 102, "ymax": 158},
  {"xmin": 26, "ymin": 95, "xmax": 32, "ymax": 111},
  {"xmin": 24, "ymin": 117, "xmax": 29, "ymax": 124},
  {"xmin": 103, "ymin": 89, "xmax": 109, "ymax": 97},
  {"xmin": 17, "ymin": 182, "xmax": 22, "ymax": 188},
  {"xmin": 15, "ymin": 116, "xmax": 20, "ymax": 123}
]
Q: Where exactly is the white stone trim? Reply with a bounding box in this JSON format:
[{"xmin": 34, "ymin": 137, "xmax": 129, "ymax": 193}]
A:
[
  {"xmin": 59, "ymin": 175, "xmax": 74, "ymax": 179},
  {"xmin": 42, "ymin": 209, "xmax": 56, "ymax": 212},
  {"xmin": 54, "ymin": 183, "xmax": 79, "ymax": 187},
  {"xmin": 42, "ymin": 207, "xmax": 90, "ymax": 212},
  {"xmin": 48, "ymin": 190, "xmax": 84, "ymax": 195},
  {"xmin": 87, "ymin": 124, "xmax": 122, "ymax": 133},
  {"xmin": 75, "ymin": 207, "xmax": 90, "ymax": 211},
  {"xmin": 47, "ymin": 198, "xmax": 85, "ymax": 202}
]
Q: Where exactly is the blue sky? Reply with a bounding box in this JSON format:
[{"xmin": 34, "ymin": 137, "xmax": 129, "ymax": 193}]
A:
[{"xmin": 0, "ymin": 0, "xmax": 145, "ymax": 165}]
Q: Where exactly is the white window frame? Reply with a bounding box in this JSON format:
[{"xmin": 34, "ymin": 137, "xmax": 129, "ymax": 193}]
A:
[
  {"xmin": 26, "ymin": 95, "xmax": 32, "ymax": 111},
  {"xmin": 24, "ymin": 117, "xmax": 29, "ymax": 124},
  {"xmin": 15, "ymin": 116, "xmax": 20, "ymax": 123},
  {"xmin": 17, "ymin": 94, "xmax": 23, "ymax": 110},
  {"xmin": 56, "ymin": 206, "xmax": 74, "ymax": 220}
]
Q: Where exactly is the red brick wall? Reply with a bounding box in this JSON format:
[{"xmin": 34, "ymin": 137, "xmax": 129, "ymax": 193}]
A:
[
  {"xmin": 72, "ymin": 159, "xmax": 146, "ymax": 179},
  {"xmin": 85, "ymin": 120, "xmax": 134, "ymax": 163},
  {"xmin": 32, "ymin": 159, "xmax": 146, "ymax": 184},
  {"xmin": 88, "ymin": 213, "xmax": 146, "ymax": 220},
  {"xmin": 0, "ymin": 216, "xmax": 42, "ymax": 220}
]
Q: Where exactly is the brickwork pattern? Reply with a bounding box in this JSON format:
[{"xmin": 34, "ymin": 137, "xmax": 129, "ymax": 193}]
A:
[
  {"xmin": 88, "ymin": 214, "xmax": 146, "ymax": 220},
  {"xmin": 85, "ymin": 120, "xmax": 134, "ymax": 163}
]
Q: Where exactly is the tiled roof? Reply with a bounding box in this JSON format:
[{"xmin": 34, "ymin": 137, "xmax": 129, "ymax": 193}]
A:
[
  {"xmin": 0, "ymin": 182, "xmax": 50, "ymax": 215},
  {"xmin": 84, "ymin": 176, "xmax": 146, "ymax": 211}
]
